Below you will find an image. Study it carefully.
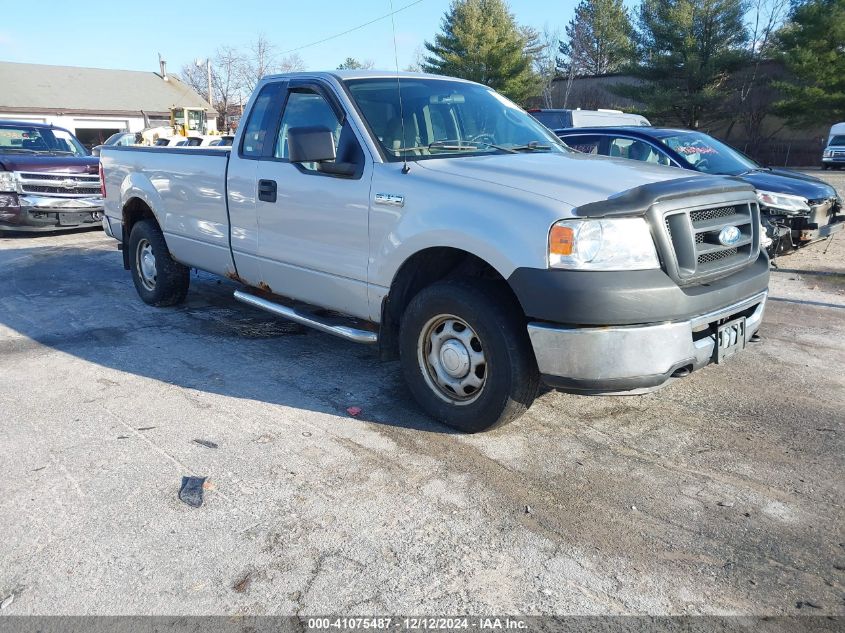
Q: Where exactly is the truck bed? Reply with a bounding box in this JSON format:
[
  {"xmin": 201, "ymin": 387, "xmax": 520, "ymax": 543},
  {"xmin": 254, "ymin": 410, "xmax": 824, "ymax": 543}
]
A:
[{"xmin": 101, "ymin": 145, "xmax": 234, "ymax": 277}]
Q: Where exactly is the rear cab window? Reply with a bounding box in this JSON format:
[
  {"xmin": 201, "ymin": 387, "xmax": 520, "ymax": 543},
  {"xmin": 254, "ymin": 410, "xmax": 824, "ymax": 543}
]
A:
[
  {"xmin": 240, "ymin": 82, "xmax": 285, "ymax": 158},
  {"xmin": 530, "ymin": 111, "xmax": 572, "ymax": 130}
]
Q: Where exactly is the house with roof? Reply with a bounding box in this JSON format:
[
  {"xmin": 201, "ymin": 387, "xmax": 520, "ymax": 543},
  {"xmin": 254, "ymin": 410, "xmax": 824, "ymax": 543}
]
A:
[{"xmin": 0, "ymin": 59, "xmax": 216, "ymax": 147}]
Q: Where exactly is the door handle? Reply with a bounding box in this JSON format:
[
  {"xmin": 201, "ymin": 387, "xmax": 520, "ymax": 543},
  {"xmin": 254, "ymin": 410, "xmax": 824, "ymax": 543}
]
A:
[{"xmin": 258, "ymin": 179, "xmax": 277, "ymax": 203}]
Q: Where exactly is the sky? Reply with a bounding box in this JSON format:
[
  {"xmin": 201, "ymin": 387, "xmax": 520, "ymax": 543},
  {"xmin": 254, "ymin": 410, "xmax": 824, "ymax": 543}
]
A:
[{"xmin": 0, "ymin": 0, "xmax": 583, "ymax": 79}]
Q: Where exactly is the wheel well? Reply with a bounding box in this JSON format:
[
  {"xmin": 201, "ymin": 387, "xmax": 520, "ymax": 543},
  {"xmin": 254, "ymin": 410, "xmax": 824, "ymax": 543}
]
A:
[
  {"xmin": 378, "ymin": 247, "xmax": 522, "ymax": 361},
  {"xmin": 121, "ymin": 198, "xmax": 156, "ymax": 269}
]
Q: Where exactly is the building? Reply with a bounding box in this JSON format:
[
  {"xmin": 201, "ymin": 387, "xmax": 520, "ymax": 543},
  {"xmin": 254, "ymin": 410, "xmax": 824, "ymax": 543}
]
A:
[{"xmin": 0, "ymin": 60, "xmax": 216, "ymax": 147}]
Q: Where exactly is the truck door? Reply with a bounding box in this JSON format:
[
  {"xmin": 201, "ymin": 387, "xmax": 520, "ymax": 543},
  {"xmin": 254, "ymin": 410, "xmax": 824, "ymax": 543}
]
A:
[
  {"xmin": 227, "ymin": 80, "xmax": 287, "ymax": 285},
  {"xmin": 253, "ymin": 80, "xmax": 372, "ymax": 319}
]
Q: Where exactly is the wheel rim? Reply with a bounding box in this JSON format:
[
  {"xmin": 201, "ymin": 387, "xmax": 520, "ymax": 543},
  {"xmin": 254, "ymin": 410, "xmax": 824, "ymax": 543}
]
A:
[
  {"xmin": 136, "ymin": 239, "xmax": 157, "ymax": 291},
  {"xmin": 418, "ymin": 314, "xmax": 487, "ymax": 405}
]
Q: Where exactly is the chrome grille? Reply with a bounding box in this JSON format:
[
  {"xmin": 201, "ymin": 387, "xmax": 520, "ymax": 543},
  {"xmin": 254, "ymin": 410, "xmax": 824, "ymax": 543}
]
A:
[
  {"xmin": 698, "ymin": 248, "xmax": 738, "ymax": 264},
  {"xmin": 23, "ymin": 184, "xmax": 101, "ymax": 195},
  {"xmin": 663, "ymin": 202, "xmax": 758, "ymax": 282},
  {"xmin": 689, "ymin": 206, "xmax": 736, "ymax": 222},
  {"xmin": 17, "ymin": 171, "xmax": 102, "ymax": 198}
]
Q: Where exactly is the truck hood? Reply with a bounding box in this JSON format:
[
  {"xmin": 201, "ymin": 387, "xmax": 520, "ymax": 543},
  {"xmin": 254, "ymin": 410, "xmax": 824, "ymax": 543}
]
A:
[
  {"xmin": 0, "ymin": 154, "xmax": 100, "ymax": 174},
  {"xmin": 738, "ymin": 168, "xmax": 838, "ymax": 201},
  {"xmin": 417, "ymin": 151, "xmax": 707, "ymax": 208}
]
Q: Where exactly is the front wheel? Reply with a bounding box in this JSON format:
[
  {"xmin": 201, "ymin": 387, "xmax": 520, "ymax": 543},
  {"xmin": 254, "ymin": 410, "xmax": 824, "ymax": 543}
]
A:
[
  {"xmin": 128, "ymin": 219, "xmax": 190, "ymax": 306},
  {"xmin": 399, "ymin": 280, "xmax": 539, "ymax": 432}
]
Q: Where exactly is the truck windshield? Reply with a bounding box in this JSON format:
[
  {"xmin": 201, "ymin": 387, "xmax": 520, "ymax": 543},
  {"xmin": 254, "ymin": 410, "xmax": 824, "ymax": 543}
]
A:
[
  {"xmin": 828, "ymin": 135, "xmax": 845, "ymax": 146},
  {"xmin": 0, "ymin": 125, "xmax": 89, "ymax": 156},
  {"xmin": 659, "ymin": 131, "xmax": 758, "ymax": 175},
  {"xmin": 345, "ymin": 78, "xmax": 567, "ymax": 160}
]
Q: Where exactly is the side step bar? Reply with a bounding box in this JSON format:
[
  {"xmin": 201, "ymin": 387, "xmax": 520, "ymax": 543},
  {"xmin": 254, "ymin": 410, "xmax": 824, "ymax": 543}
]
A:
[{"xmin": 233, "ymin": 290, "xmax": 378, "ymax": 344}]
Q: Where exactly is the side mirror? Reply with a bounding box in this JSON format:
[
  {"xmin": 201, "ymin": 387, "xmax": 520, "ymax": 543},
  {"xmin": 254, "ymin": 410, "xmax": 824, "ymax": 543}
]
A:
[{"xmin": 287, "ymin": 126, "xmax": 336, "ymax": 163}]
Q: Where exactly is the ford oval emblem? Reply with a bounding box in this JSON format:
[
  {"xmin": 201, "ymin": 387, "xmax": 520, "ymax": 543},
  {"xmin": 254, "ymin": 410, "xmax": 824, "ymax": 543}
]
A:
[{"xmin": 718, "ymin": 225, "xmax": 741, "ymax": 246}]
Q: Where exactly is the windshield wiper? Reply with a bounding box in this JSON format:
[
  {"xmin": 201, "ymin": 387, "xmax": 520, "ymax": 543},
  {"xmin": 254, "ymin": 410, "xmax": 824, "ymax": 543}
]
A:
[
  {"xmin": 0, "ymin": 148, "xmax": 37, "ymax": 154},
  {"xmin": 393, "ymin": 139, "xmax": 546, "ymax": 155},
  {"xmin": 501, "ymin": 141, "xmax": 552, "ymax": 152}
]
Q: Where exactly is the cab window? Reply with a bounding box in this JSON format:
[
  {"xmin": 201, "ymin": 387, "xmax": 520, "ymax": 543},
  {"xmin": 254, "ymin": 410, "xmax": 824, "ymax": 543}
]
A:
[
  {"xmin": 560, "ymin": 135, "xmax": 601, "ymax": 154},
  {"xmin": 608, "ymin": 137, "xmax": 671, "ymax": 165},
  {"xmin": 241, "ymin": 82, "xmax": 284, "ymax": 158},
  {"xmin": 275, "ymin": 89, "xmax": 342, "ymax": 161},
  {"xmin": 274, "ymin": 86, "xmax": 364, "ymax": 177}
]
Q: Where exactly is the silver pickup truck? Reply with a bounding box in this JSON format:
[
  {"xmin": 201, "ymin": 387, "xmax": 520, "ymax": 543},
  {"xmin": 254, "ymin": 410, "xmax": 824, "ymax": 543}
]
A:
[{"xmin": 100, "ymin": 71, "xmax": 769, "ymax": 432}]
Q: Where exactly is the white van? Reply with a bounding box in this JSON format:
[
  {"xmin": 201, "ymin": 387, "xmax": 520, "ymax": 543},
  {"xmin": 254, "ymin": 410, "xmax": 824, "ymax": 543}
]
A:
[
  {"xmin": 528, "ymin": 108, "xmax": 651, "ymax": 130},
  {"xmin": 822, "ymin": 122, "xmax": 845, "ymax": 169}
]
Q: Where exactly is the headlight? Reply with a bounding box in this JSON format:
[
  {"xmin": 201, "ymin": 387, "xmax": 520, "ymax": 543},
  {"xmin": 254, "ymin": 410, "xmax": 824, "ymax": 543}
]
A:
[
  {"xmin": 756, "ymin": 190, "xmax": 810, "ymax": 213},
  {"xmin": 0, "ymin": 171, "xmax": 17, "ymax": 193},
  {"xmin": 548, "ymin": 217, "xmax": 660, "ymax": 270},
  {"xmin": 823, "ymin": 150, "xmax": 833, "ymax": 158}
]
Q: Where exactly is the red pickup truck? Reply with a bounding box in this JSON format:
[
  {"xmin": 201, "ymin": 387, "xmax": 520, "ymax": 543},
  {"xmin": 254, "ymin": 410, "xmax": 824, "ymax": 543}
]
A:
[{"xmin": 0, "ymin": 120, "xmax": 103, "ymax": 232}]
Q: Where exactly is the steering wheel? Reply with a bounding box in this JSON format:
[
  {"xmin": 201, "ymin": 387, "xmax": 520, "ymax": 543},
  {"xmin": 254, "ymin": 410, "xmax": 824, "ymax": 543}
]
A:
[{"xmin": 696, "ymin": 158, "xmax": 711, "ymax": 172}]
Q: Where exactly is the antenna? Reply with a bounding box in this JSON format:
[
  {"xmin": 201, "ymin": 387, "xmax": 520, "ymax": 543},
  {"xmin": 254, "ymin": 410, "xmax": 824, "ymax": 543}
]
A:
[{"xmin": 389, "ymin": 0, "xmax": 410, "ymax": 174}]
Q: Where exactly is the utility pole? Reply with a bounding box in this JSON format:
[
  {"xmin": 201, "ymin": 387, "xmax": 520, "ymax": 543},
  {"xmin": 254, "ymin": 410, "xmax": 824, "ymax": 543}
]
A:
[{"xmin": 206, "ymin": 58, "xmax": 212, "ymax": 105}]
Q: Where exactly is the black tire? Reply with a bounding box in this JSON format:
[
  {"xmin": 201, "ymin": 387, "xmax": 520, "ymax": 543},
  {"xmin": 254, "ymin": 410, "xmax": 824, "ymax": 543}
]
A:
[
  {"xmin": 128, "ymin": 219, "xmax": 189, "ymax": 306},
  {"xmin": 399, "ymin": 279, "xmax": 540, "ymax": 433}
]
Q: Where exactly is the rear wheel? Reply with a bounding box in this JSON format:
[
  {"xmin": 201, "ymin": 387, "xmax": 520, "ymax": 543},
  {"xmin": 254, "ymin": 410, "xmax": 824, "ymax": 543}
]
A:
[
  {"xmin": 399, "ymin": 280, "xmax": 539, "ymax": 432},
  {"xmin": 128, "ymin": 219, "xmax": 189, "ymax": 306}
]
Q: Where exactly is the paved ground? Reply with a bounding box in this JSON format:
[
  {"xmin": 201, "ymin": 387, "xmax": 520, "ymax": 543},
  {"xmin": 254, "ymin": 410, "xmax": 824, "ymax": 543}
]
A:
[{"xmin": 0, "ymin": 174, "xmax": 843, "ymax": 616}]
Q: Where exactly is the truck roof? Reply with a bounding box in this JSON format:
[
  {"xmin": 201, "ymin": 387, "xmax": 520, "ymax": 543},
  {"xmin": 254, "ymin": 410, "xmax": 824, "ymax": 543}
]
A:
[{"xmin": 262, "ymin": 70, "xmax": 477, "ymax": 84}]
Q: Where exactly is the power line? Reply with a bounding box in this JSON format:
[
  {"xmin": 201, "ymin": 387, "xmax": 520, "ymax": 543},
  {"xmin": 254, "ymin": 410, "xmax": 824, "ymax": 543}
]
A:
[{"xmin": 278, "ymin": 0, "xmax": 425, "ymax": 55}]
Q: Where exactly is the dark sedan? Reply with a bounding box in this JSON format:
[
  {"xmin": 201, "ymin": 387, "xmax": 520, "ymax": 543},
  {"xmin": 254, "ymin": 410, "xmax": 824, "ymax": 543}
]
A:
[{"xmin": 556, "ymin": 126, "xmax": 842, "ymax": 255}]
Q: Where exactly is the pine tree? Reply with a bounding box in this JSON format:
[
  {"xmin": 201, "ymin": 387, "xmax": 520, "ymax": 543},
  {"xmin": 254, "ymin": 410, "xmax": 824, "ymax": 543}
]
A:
[
  {"xmin": 558, "ymin": 0, "xmax": 636, "ymax": 76},
  {"xmin": 773, "ymin": 0, "xmax": 845, "ymax": 127},
  {"xmin": 422, "ymin": 0, "xmax": 540, "ymax": 104},
  {"xmin": 615, "ymin": 0, "xmax": 748, "ymax": 128},
  {"xmin": 337, "ymin": 58, "xmax": 374, "ymax": 70}
]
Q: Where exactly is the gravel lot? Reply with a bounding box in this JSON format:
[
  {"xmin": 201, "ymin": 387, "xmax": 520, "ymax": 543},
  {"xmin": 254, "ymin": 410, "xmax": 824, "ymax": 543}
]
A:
[{"xmin": 0, "ymin": 171, "xmax": 843, "ymax": 616}]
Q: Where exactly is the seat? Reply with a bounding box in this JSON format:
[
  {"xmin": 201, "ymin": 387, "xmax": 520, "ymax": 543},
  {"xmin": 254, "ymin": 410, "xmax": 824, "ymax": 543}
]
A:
[
  {"xmin": 22, "ymin": 138, "xmax": 48, "ymax": 151},
  {"xmin": 384, "ymin": 115, "xmax": 422, "ymax": 155}
]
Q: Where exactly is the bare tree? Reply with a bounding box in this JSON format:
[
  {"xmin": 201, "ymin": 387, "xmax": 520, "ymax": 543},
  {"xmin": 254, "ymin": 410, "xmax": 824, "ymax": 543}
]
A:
[
  {"xmin": 404, "ymin": 45, "xmax": 426, "ymax": 72},
  {"xmin": 241, "ymin": 35, "xmax": 276, "ymax": 93},
  {"xmin": 731, "ymin": 0, "xmax": 789, "ymax": 150},
  {"xmin": 278, "ymin": 53, "xmax": 306, "ymax": 73},
  {"xmin": 532, "ymin": 25, "xmax": 560, "ymax": 108},
  {"xmin": 180, "ymin": 46, "xmax": 244, "ymax": 129}
]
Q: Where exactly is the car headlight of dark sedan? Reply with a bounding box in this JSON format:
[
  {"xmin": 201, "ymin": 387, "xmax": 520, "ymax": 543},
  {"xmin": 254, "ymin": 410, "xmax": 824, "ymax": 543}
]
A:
[{"xmin": 756, "ymin": 190, "xmax": 810, "ymax": 214}]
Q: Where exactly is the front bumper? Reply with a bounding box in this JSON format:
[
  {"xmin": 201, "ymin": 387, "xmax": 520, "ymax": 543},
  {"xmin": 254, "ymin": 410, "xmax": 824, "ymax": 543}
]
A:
[
  {"xmin": 528, "ymin": 291, "xmax": 767, "ymax": 394},
  {"xmin": 0, "ymin": 193, "xmax": 103, "ymax": 232},
  {"xmin": 798, "ymin": 217, "xmax": 844, "ymax": 242}
]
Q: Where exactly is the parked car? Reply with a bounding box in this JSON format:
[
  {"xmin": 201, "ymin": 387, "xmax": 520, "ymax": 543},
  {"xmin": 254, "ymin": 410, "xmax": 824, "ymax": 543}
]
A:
[
  {"xmin": 100, "ymin": 71, "xmax": 768, "ymax": 432},
  {"xmin": 153, "ymin": 137, "xmax": 189, "ymax": 147},
  {"xmin": 557, "ymin": 126, "xmax": 842, "ymax": 255},
  {"xmin": 182, "ymin": 136, "xmax": 225, "ymax": 147},
  {"xmin": 0, "ymin": 120, "xmax": 103, "ymax": 232},
  {"xmin": 91, "ymin": 131, "xmax": 139, "ymax": 157},
  {"xmin": 209, "ymin": 135, "xmax": 234, "ymax": 147},
  {"xmin": 822, "ymin": 122, "xmax": 845, "ymax": 170},
  {"xmin": 528, "ymin": 108, "xmax": 651, "ymax": 130}
]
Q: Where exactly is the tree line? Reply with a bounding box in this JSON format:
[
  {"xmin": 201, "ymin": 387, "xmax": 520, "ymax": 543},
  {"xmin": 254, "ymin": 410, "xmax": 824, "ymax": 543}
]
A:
[
  {"xmin": 421, "ymin": 0, "xmax": 843, "ymax": 138},
  {"xmin": 180, "ymin": 0, "xmax": 844, "ymax": 136}
]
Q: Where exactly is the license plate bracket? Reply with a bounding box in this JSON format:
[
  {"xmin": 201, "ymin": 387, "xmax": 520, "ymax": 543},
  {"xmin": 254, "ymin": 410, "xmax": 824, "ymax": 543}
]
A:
[
  {"xmin": 58, "ymin": 212, "xmax": 90, "ymax": 226},
  {"xmin": 715, "ymin": 317, "xmax": 746, "ymax": 363}
]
